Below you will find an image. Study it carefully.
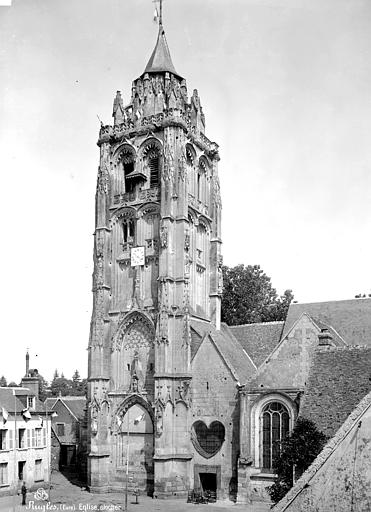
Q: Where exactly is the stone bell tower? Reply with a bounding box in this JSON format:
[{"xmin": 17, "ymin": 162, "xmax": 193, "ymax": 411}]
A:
[{"xmin": 87, "ymin": 11, "xmax": 222, "ymax": 497}]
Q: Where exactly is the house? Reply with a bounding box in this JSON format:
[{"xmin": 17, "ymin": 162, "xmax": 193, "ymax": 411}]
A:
[
  {"xmin": 0, "ymin": 386, "xmax": 51, "ymax": 496},
  {"xmin": 44, "ymin": 396, "xmax": 87, "ymax": 478}
]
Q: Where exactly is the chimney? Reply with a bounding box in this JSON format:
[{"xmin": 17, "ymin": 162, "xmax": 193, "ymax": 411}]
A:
[
  {"xmin": 318, "ymin": 328, "xmax": 334, "ymax": 348},
  {"xmin": 26, "ymin": 350, "xmax": 29, "ymax": 376}
]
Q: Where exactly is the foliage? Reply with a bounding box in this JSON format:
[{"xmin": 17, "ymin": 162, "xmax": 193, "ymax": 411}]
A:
[
  {"xmin": 268, "ymin": 417, "xmax": 328, "ymax": 504},
  {"xmin": 221, "ymin": 264, "xmax": 294, "ymax": 325},
  {"xmin": 0, "ymin": 376, "xmax": 7, "ymax": 387},
  {"xmin": 51, "ymin": 370, "xmax": 87, "ymax": 397},
  {"xmin": 37, "ymin": 374, "xmax": 49, "ymax": 402},
  {"xmin": 8, "ymin": 381, "xmax": 18, "ymax": 387}
]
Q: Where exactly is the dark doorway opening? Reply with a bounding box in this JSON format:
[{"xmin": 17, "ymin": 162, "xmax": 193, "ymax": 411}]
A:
[
  {"xmin": 199, "ymin": 472, "xmax": 217, "ymax": 493},
  {"xmin": 18, "ymin": 461, "xmax": 25, "ymax": 481}
]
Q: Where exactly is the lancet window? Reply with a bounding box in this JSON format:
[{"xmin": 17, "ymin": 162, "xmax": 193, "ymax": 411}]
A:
[{"xmin": 261, "ymin": 401, "xmax": 290, "ymax": 471}]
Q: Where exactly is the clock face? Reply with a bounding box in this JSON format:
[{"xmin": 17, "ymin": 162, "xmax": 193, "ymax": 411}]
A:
[{"xmin": 130, "ymin": 246, "xmax": 145, "ymax": 267}]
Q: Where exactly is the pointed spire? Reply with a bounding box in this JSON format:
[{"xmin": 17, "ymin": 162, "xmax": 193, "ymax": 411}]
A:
[{"xmin": 143, "ymin": 23, "xmax": 179, "ymax": 77}]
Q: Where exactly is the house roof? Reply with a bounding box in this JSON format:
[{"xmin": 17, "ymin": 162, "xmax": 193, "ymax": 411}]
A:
[
  {"xmin": 190, "ymin": 318, "xmax": 256, "ymax": 383},
  {"xmin": 143, "ymin": 24, "xmax": 179, "ymax": 77},
  {"xmin": 299, "ymin": 345, "xmax": 371, "ymax": 438},
  {"xmin": 44, "ymin": 396, "xmax": 86, "ymax": 421},
  {"xmin": 229, "ymin": 321, "xmax": 284, "ymax": 367},
  {"xmin": 0, "ymin": 387, "xmax": 45, "ymax": 414},
  {"xmin": 283, "ymin": 298, "xmax": 371, "ymax": 346},
  {"xmin": 273, "ymin": 390, "xmax": 371, "ymax": 512}
]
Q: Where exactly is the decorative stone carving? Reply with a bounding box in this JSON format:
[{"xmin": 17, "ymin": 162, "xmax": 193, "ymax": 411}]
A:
[
  {"xmin": 112, "ymin": 313, "xmax": 155, "ymax": 352},
  {"xmin": 160, "ymin": 225, "xmax": 168, "ymax": 248},
  {"xmin": 97, "ymin": 165, "xmax": 109, "ymax": 194},
  {"xmin": 154, "ymin": 405, "xmax": 164, "ymax": 437},
  {"xmin": 176, "ymin": 380, "xmax": 191, "ymax": 407},
  {"xmin": 129, "ymin": 350, "xmax": 144, "ymax": 393}
]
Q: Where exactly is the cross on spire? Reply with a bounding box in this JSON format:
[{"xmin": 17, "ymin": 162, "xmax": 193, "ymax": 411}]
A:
[{"xmin": 153, "ymin": 0, "xmax": 163, "ymax": 26}]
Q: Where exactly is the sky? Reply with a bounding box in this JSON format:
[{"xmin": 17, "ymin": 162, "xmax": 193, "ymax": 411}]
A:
[{"xmin": 0, "ymin": 0, "xmax": 370, "ymax": 383}]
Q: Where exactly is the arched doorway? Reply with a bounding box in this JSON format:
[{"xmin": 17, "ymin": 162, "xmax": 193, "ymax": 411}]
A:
[{"xmin": 114, "ymin": 401, "xmax": 154, "ymax": 496}]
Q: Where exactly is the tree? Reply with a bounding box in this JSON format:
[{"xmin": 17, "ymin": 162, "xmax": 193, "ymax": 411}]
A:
[
  {"xmin": 71, "ymin": 370, "xmax": 85, "ymax": 396},
  {"xmin": 51, "ymin": 374, "xmax": 72, "ymax": 397},
  {"xmin": 37, "ymin": 374, "xmax": 49, "ymax": 402},
  {"xmin": 0, "ymin": 376, "xmax": 7, "ymax": 387},
  {"xmin": 221, "ymin": 264, "xmax": 294, "ymax": 325},
  {"xmin": 8, "ymin": 381, "xmax": 18, "ymax": 387},
  {"xmin": 268, "ymin": 418, "xmax": 328, "ymax": 504}
]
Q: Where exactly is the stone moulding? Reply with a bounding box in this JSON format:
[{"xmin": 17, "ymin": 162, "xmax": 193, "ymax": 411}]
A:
[{"xmin": 272, "ymin": 390, "xmax": 371, "ymax": 511}]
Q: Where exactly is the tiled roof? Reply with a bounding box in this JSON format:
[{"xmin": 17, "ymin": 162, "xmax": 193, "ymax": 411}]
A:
[
  {"xmin": 44, "ymin": 396, "xmax": 86, "ymax": 421},
  {"xmin": 283, "ymin": 298, "xmax": 371, "ymax": 346},
  {"xmin": 0, "ymin": 388, "xmax": 24, "ymax": 413},
  {"xmin": 190, "ymin": 326, "xmax": 204, "ymax": 360},
  {"xmin": 0, "ymin": 387, "xmax": 45, "ymax": 414},
  {"xmin": 62, "ymin": 397, "xmax": 86, "ymax": 420},
  {"xmin": 190, "ymin": 318, "xmax": 256, "ymax": 383},
  {"xmin": 230, "ymin": 321, "xmax": 284, "ymax": 367},
  {"xmin": 299, "ymin": 346, "xmax": 371, "ymax": 438}
]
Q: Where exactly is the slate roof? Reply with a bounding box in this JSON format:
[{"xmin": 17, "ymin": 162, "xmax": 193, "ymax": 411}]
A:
[
  {"xmin": 143, "ymin": 25, "xmax": 179, "ymax": 76},
  {"xmin": 299, "ymin": 346, "xmax": 371, "ymax": 438},
  {"xmin": 0, "ymin": 387, "xmax": 24, "ymax": 413},
  {"xmin": 229, "ymin": 321, "xmax": 284, "ymax": 367},
  {"xmin": 44, "ymin": 396, "xmax": 86, "ymax": 421},
  {"xmin": 190, "ymin": 318, "xmax": 256, "ymax": 383},
  {"xmin": 0, "ymin": 387, "xmax": 45, "ymax": 414},
  {"xmin": 283, "ymin": 298, "xmax": 371, "ymax": 346}
]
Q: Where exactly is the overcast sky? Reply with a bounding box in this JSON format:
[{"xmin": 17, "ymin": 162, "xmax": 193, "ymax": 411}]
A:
[{"xmin": 1, "ymin": 0, "xmax": 370, "ymax": 383}]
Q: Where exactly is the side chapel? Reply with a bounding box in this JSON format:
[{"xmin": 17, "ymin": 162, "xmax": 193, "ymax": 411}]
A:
[{"xmin": 87, "ymin": 8, "xmax": 371, "ymax": 504}]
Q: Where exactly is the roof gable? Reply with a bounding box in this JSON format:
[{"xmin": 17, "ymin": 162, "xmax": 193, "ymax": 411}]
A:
[
  {"xmin": 190, "ymin": 319, "xmax": 256, "ymax": 383},
  {"xmin": 283, "ymin": 298, "xmax": 371, "ymax": 346},
  {"xmin": 230, "ymin": 321, "xmax": 284, "ymax": 367}
]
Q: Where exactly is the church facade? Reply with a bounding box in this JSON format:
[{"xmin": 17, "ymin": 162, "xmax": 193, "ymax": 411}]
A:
[
  {"xmin": 86, "ymin": 19, "xmax": 251, "ymax": 499},
  {"xmin": 87, "ymin": 15, "xmax": 371, "ymax": 504}
]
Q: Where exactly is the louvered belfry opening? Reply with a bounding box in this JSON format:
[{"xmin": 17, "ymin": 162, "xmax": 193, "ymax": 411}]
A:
[
  {"xmin": 148, "ymin": 149, "xmax": 160, "ymax": 187},
  {"xmin": 122, "ymin": 150, "xmax": 135, "ymax": 193}
]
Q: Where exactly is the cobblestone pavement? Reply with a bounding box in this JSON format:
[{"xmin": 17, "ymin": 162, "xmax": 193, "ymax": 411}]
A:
[{"xmin": 0, "ymin": 472, "xmax": 271, "ymax": 512}]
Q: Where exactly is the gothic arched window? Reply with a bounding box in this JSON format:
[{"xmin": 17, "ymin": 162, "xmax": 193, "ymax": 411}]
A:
[
  {"xmin": 119, "ymin": 148, "xmax": 135, "ymax": 194},
  {"xmin": 261, "ymin": 401, "xmax": 290, "ymax": 471}
]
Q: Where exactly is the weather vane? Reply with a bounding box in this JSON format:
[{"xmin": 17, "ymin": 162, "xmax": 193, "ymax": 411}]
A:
[{"xmin": 153, "ymin": 0, "xmax": 163, "ymax": 26}]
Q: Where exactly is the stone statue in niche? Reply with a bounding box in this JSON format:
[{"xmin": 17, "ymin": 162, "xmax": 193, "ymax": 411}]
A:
[
  {"xmin": 155, "ymin": 406, "xmax": 163, "ymax": 437},
  {"xmin": 129, "ymin": 350, "xmax": 144, "ymax": 393}
]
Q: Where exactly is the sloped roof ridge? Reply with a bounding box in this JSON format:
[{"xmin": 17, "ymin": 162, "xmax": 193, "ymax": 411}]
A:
[
  {"xmin": 208, "ymin": 333, "xmax": 239, "ymax": 382},
  {"xmin": 273, "ymin": 390, "xmax": 371, "ymax": 511},
  {"xmin": 229, "ymin": 321, "xmax": 285, "ymax": 327},
  {"xmin": 291, "ymin": 298, "xmax": 371, "ymax": 306},
  {"xmin": 60, "ymin": 396, "xmax": 86, "ymax": 400}
]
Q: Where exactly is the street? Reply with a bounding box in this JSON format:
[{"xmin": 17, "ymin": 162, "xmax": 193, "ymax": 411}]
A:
[{"xmin": 0, "ymin": 472, "xmax": 271, "ymax": 512}]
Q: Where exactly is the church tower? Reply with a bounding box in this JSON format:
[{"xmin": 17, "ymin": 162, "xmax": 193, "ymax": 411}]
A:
[{"xmin": 87, "ymin": 10, "xmax": 222, "ymax": 497}]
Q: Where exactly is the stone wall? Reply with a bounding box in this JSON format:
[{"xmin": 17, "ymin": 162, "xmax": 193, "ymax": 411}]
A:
[{"xmin": 191, "ymin": 335, "xmax": 239, "ymax": 500}]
